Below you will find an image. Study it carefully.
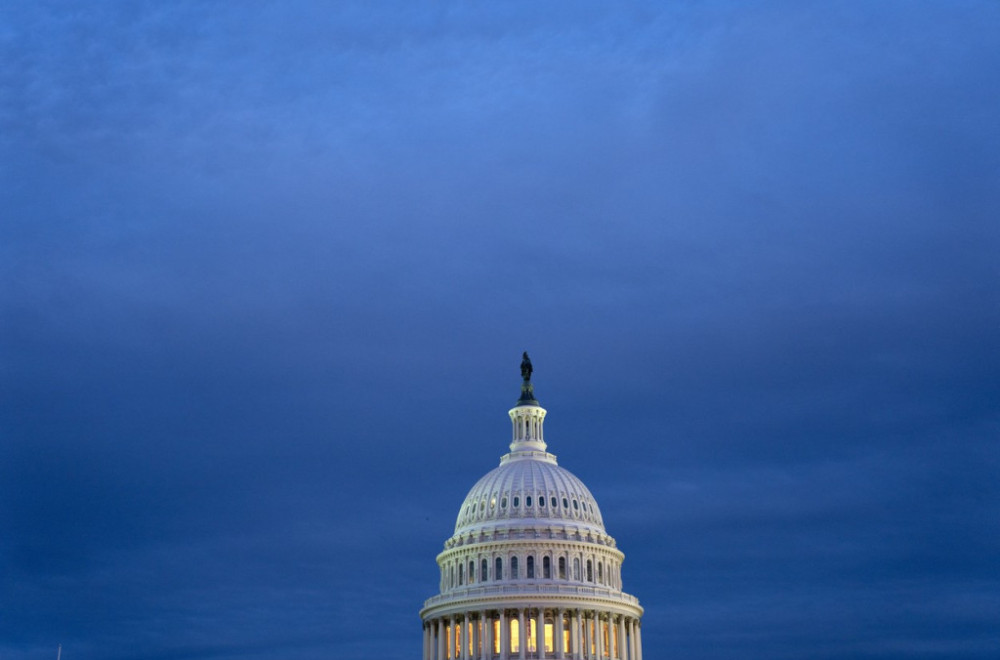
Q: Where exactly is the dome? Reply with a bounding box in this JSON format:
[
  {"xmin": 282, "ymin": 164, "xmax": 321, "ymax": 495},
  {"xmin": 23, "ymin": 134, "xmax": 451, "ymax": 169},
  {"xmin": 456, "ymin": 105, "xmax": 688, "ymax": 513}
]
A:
[
  {"xmin": 454, "ymin": 454, "xmax": 606, "ymax": 535},
  {"xmin": 420, "ymin": 354, "xmax": 644, "ymax": 660}
]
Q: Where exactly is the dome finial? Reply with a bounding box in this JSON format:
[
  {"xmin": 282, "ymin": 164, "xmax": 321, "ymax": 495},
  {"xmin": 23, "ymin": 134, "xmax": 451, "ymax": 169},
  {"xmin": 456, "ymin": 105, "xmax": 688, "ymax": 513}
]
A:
[{"xmin": 517, "ymin": 352, "xmax": 538, "ymax": 405}]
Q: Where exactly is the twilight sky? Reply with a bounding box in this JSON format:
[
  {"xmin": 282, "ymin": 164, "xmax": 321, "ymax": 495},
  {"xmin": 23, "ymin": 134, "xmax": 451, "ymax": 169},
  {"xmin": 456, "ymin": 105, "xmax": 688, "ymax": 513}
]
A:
[{"xmin": 2, "ymin": 2, "xmax": 999, "ymax": 659}]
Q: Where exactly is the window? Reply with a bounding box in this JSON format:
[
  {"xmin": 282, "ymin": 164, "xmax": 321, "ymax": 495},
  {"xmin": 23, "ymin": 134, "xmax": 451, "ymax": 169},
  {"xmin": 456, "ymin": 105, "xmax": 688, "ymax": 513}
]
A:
[
  {"xmin": 458, "ymin": 563, "xmax": 464, "ymax": 585},
  {"xmin": 527, "ymin": 556, "xmax": 535, "ymax": 578},
  {"xmin": 573, "ymin": 558, "xmax": 581, "ymax": 580},
  {"xmin": 543, "ymin": 556, "xmax": 551, "ymax": 579},
  {"xmin": 450, "ymin": 565, "xmax": 455, "ymax": 587},
  {"xmin": 539, "ymin": 495, "xmax": 545, "ymax": 507},
  {"xmin": 586, "ymin": 560, "xmax": 593, "ymax": 582},
  {"xmin": 573, "ymin": 499, "xmax": 579, "ymax": 510},
  {"xmin": 469, "ymin": 560, "xmax": 475, "ymax": 583},
  {"xmin": 482, "ymin": 559, "xmax": 488, "ymax": 581},
  {"xmin": 551, "ymin": 496, "xmax": 557, "ymax": 508},
  {"xmin": 558, "ymin": 557, "xmax": 567, "ymax": 579},
  {"xmin": 501, "ymin": 496, "xmax": 507, "ymax": 509},
  {"xmin": 511, "ymin": 556, "xmax": 519, "ymax": 579},
  {"xmin": 490, "ymin": 496, "xmax": 496, "ymax": 508},
  {"xmin": 513, "ymin": 496, "xmax": 520, "ymax": 508},
  {"xmin": 563, "ymin": 497, "xmax": 568, "ymax": 508},
  {"xmin": 495, "ymin": 557, "xmax": 502, "ymax": 581},
  {"xmin": 526, "ymin": 496, "xmax": 532, "ymax": 507},
  {"xmin": 598, "ymin": 562, "xmax": 603, "ymax": 583}
]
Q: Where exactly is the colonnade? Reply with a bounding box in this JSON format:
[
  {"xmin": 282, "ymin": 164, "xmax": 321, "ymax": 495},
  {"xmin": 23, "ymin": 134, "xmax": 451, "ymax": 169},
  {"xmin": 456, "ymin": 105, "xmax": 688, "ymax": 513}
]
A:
[{"xmin": 422, "ymin": 608, "xmax": 641, "ymax": 660}]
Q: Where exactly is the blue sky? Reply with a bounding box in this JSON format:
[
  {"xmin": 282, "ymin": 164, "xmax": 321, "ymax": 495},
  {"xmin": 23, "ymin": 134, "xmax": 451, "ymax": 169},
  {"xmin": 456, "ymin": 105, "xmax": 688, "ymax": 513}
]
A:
[{"xmin": 2, "ymin": 2, "xmax": 999, "ymax": 659}]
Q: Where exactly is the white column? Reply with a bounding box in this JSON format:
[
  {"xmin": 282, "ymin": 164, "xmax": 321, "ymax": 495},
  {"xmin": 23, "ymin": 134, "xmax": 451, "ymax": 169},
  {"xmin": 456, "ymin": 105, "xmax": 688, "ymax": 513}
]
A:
[
  {"xmin": 500, "ymin": 610, "xmax": 509, "ymax": 659},
  {"xmin": 594, "ymin": 610, "xmax": 604, "ymax": 660},
  {"xmin": 439, "ymin": 618, "xmax": 447, "ymax": 660},
  {"xmin": 479, "ymin": 610, "xmax": 488, "ymax": 660},
  {"xmin": 519, "ymin": 609, "xmax": 527, "ymax": 660},
  {"xmin": 555, "ymin": 608, "xmax": 565, "ymax": 659},
  {"xmin": 536, "ymin": 609, "xmax": 545, "ymax": 659},
  {"xmin": 628, "ymin": 620, "xmax": 636, "ymax": 660},
  {"xmin": 573, "ymin": 610, "xmax": 583, "ymax": 660},
  {"xmin": 462, "ymin": 615, "xmax": 470, "ymax": 660},
  {"xmin": 634, "ymin": 623, "xmax": 641, "ymax": 660},
  {"xmin": 616, "ymin": 617, "xmax": 625, "ymax": 660}
]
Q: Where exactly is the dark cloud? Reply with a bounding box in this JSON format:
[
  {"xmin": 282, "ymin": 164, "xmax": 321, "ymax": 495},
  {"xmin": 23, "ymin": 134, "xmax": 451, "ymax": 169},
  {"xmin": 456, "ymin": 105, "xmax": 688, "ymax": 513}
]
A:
[{"xmin": 2, "ymin": 2, "xmax": 998, "ymax": 659}]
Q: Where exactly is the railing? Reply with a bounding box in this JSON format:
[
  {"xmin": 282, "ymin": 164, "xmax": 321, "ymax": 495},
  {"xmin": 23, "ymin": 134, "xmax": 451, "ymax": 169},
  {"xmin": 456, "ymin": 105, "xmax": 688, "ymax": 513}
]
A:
[{"xmin": 422, "ymin": 584, "xmax": 640, "ymax": 608}]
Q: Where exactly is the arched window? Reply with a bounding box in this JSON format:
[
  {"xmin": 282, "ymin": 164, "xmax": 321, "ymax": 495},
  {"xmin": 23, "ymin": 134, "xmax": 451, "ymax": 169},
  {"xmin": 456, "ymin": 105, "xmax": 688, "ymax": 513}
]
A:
[
  {"xmin": 511, "ymin": 556, "xmax": 519, "ymax": 579},
  {"xmin": 450, "ymin": 565, "xmax": 455, "ymax": 587},
  {"xmin": 563, "ymin": 497, "xmax": 569, "ymax": 509},
  {"xmin": 526, "ymin": 496, "xmax": 532, "ymax": 508},
  {"xmin": 513, "ymin": 496, "xmax": 520, "ymax": 508},
  {"xmin": 543, "ymin": 556, "xmax": 551, "ymax": 579},
  {"xmin": 469, "ymin": 560, "xmax": 475, "ymax": 583},
  {"xmin": 586, "ymin": 560, "xmax": 593, "ymax": 582},
  {"xmin": 526, "ymin": 556, "xmax": 535, "ymax": 579},
  {"xmin": 495, "ymin": 557, "xmax": 503, "ymax": 581},
  {"xmin": 558, "ymin": 556, "xmax": 567, "ymax": 579},
  {"xmin": 573, "ymin": 558, "xmax": 581, "ymax": 581},
  {"xmin": 458, "ymin": 563, "xmax": 464, "ymax": 585},
  {"xmin": 551, "ymin": 496, "xmax": 557, "ymax": 508},
  {"xmin": 598, "ymin": 562, "xmax": 603, "ymax": 583},
  {"xmin": 482, "ymin": 559, "xmax": 488, "ymax": 581}
]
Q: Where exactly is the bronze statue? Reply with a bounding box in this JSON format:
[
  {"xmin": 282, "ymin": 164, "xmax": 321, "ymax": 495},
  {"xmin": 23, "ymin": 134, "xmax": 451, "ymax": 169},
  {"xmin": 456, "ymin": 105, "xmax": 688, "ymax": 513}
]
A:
[{"xmin": 520, "ymin": 352, "xmax": 533, "ymax": 381}]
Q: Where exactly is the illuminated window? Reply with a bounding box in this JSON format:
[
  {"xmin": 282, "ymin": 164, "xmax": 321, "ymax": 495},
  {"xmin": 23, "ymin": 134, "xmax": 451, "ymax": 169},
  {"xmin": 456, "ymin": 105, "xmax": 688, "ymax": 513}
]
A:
[
  {"xmin": 481, "ymin": 559, "xmax": 488, "ymax": 581},
  {"xmin": 590, "ymin": 619, "xmax": 596, "ymax": 656},
  {"xmin": 490, "ymin": 496, "xmax": 496, "ymax": 509},
  {"xmin": 511, "ymin": 556, "xmax": 519, "ymax": 579},
  {"xmin": 545, "ymin": 620, "xmax": 554, "ymax": 653},
  {"xmin": 527, "ymin": 555, "xmax": 534, "ymax": 578},
  {"xmin": 587, "ymin": 560, "xmax": 593, "ymax": 582},
  {"xmin": 495, "ymin": 557, "xmax": 502, "ymax": 580},
  {"xmin": 603, "ymin": 620, "xmax": 610, "ymax": 657},
  {"xmin": 558, "ymin": 556, "xmax": 567, "ymax": 579},
  {"xmin": 510, "ymin": 618, "xmax": 520, "ymax": 653},
  {"xmin": 563, "ymin": 623, "xmax": 571, "ymax": 655},
  {"xmin": 527, "ymin": 618, "xmax": 536, "ymax": 653},
  {"xmin": 493, "ymin": 619, "xmax": 501, "ymax": 655},
  {"xmin": 543, "ymin": 556, "xmax": 551, "ymax": 579},
  {"xmin": 613, "ymin": 622, "xmax": 619, "ymax": 658}
]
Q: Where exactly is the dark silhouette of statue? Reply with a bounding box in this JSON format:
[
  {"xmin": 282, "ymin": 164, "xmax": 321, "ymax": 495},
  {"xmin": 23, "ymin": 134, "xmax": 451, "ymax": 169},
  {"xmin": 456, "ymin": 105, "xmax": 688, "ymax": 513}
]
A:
[
  {"xmin": 517, "ymin": 352, "xmax": 537, "ymax": 405},
  {"xmin": 520, "ymin": 352, "xmax": 533, "ymax": 381}
]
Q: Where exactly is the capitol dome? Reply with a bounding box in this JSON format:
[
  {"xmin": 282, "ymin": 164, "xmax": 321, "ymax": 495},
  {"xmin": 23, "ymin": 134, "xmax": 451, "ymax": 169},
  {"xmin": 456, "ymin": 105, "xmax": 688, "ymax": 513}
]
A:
[
  {"xmin": 421, "ymin": 354, "xmax": 644, "ymax": 660},
  {"xmin": 454, "ymin": 452, "xmax": 606, "ymax": 536}
]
